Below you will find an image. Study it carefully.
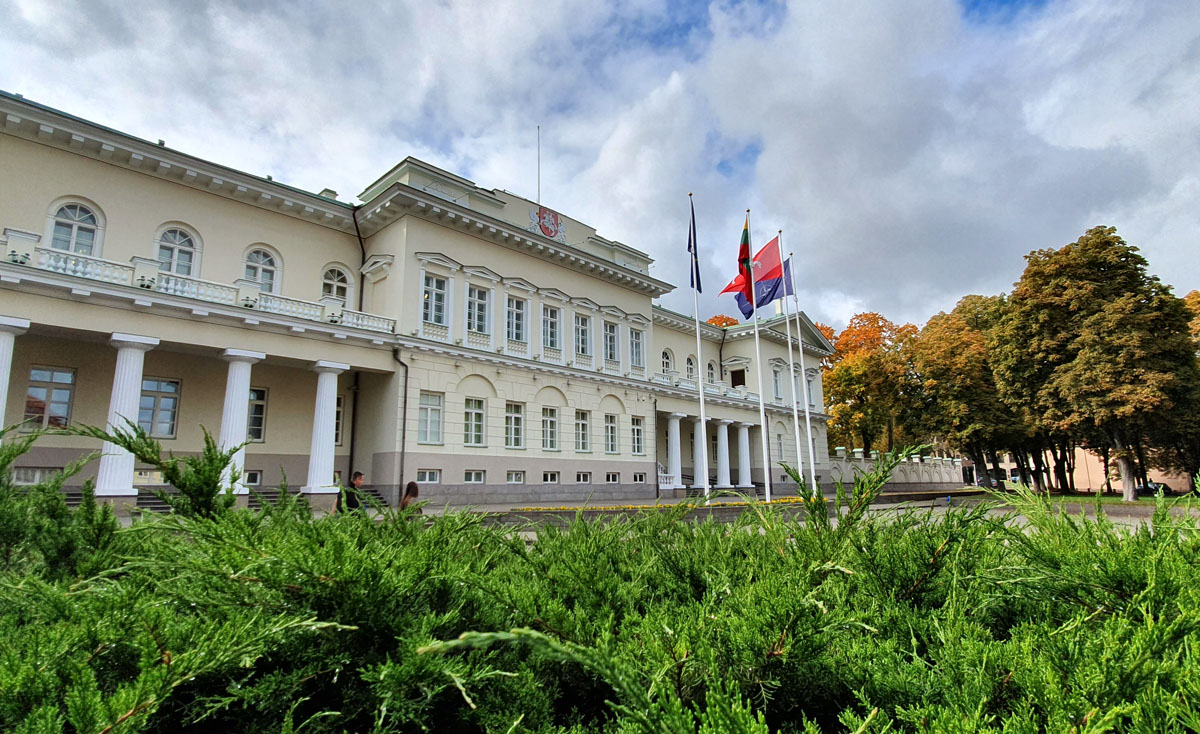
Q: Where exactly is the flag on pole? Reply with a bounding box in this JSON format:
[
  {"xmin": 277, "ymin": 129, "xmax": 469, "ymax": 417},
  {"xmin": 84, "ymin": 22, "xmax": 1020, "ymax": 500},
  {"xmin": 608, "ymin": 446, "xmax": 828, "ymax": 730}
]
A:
[
  {"xmin": 735, "ymin": 216, "xmax": 752, "ymax": 303},
  {"xmin": 687, "ymin": 197, "xmax": 701, "ymax": 293},
  {"xmin": 720, "ymin": 236, "xmax": 793, "ymax": 318}
]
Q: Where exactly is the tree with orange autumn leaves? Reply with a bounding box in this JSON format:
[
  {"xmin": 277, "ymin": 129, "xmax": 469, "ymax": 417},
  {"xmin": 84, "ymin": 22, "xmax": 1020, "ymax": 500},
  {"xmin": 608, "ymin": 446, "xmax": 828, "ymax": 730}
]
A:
[
  {"xmin": 823, "ymin": 313, "xmax": 918, "ymax": 453},
  {"xmin": 705, "ymin": 314, "xmax": 739, "ymax": 328}
]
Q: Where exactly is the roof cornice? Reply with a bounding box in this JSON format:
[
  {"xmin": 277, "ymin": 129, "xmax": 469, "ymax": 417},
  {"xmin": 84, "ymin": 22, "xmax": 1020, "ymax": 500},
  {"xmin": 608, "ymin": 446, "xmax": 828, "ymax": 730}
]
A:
[
  {"xmin": 0, "ymin": 92, "xmax": 357, "ymax": 233},
  {"xmin": 357, "ymin": 183, "xmax": 675, "ymax": 298},
  {"xmin": 652, "ymin": 306, "xmax": 724, "ymax": 339}
]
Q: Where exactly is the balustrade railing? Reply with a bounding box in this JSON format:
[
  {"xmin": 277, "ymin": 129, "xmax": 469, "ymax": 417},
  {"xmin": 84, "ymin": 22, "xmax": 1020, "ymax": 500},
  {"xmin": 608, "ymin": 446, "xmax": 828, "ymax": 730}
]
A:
[
  {"xmin": 258, "ymin": 293, "xmax": 323, "ymax": 321},
  {"xmin": 342, "ymin": 309, "xmax": 396, "ymax": 333},
  {"xmin": 155, "ymin": 273, "xmax": 238, "ymax": 304},
  {"xmin": 36, "ymin": 248, "xmax": 134, "ymax": 284}
]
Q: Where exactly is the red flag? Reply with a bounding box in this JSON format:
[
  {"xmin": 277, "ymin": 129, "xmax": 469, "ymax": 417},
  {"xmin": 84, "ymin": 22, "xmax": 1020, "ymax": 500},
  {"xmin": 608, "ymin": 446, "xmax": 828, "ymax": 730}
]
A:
[{"xmin": 720, "ymin": 235, "xmax": 782, "ymax": 296}]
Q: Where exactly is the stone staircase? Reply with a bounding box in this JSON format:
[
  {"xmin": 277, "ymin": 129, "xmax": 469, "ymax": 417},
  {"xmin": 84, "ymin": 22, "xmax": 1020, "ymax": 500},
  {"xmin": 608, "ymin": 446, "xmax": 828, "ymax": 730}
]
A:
[{"xmin": 58, "ymin": 486, "xmax": 390, "ymax": 514}]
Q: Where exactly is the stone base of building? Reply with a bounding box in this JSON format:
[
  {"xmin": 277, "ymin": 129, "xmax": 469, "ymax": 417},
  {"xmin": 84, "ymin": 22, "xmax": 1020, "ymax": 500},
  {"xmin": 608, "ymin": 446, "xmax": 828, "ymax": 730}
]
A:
[
  {"xmin": 96, "ymin": 494, "xmax": 140, "ymax": 518},
  {"xmin": 418, "ymin": 482, "xmax": 658, "ymax": 508}
]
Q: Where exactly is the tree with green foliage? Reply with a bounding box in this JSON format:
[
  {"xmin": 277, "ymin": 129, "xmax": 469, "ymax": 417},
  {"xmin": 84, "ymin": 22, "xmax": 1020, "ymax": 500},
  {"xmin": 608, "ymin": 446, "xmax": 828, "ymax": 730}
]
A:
[
  {"xmin": 824, "ymin": 313, "xmax": 917, "ymax": 453},
  {"xmin": 992, "ymin": 225, "xmax": 1200, "ymax": 500}
]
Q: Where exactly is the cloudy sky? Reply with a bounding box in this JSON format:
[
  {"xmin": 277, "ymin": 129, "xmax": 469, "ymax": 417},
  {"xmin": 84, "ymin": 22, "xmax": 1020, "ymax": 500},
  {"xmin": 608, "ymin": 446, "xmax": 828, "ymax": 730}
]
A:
[{"xmin": 2, "ymin": 0, "xmax": 1197, "ymax": 329}]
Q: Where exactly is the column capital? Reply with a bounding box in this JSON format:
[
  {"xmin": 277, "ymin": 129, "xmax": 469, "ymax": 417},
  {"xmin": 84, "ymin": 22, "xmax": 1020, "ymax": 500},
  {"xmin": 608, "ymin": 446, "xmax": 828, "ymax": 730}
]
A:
[
  {"xmin": 312, "ymin": 359, "xmax": 350, "ymax": 375},
  {"xmin": 110, "ymin": 333, "xmax": 159, "ymax": 351},
  {"xmin": 737, "ymin": 421, "xmax": 755, "ymax": 428},
  {"xmin": 0, "ymin": 315, "xmax": 30, "ymax": 335},
  {"xmin": 669, "ymin": 412, "xmax": 688, "ymax": 419},
  {"xmin": 716, "ymin": 418, "xmax": 735, "ymax": 426},
  {"xmin": 222, "ymin": 348, "xmax": 266, "ymax": 364}
]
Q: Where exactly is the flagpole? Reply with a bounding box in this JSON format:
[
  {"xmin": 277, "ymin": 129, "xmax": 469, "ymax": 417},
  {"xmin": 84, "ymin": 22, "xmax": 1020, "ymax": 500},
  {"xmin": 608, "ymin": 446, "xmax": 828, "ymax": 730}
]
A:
[
  {"xmin": 746, "ymin": 210, "xmax": 773, "ymax": 503},
  {"xmin": 789, "ymin": 251, "xmax": 818, "ymax": 496},
  {"xmin": 776, "ymin": 231, "xmax": 804, "ymax": 495},
  {"xmin": 688, "ymin": 194, "xmax": 710, "ymax": 499}
]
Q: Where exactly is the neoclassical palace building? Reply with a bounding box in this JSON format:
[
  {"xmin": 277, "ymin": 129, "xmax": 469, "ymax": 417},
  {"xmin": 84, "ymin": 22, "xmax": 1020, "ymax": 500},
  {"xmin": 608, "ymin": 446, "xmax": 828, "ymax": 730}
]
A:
[{"xmin": 0, "ymin": 91, "xmax": 839, "ymax": 513}]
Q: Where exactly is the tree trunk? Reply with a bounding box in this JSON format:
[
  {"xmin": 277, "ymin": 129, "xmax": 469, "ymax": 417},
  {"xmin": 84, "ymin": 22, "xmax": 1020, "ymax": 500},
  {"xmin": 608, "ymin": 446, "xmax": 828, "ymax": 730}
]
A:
[
  {"xmin": 1101, "ymin": 445, "xmax": 1112, "ymax": 494},
  {"xmin": 1064, "ymin": 440, "xmax": 1077, "ymax": 493},
  {"xmin": 1015, "ymin": 452, "xmax": 1031, "ymax": 487},
  {"xmin": 1109, "ymin": 429, "xmax": 1137, "ymax": 501},
  {"xmin": 987, "ymin": 449, "xmax": 1005, "ymax": 491},
  {"xmin": 1029, "ymin": 450, "xmax": 1047, "ymax": 493},
  {"xmin": 1133, "ymin": 440, "xmax": 1150, "ymax": 488}
]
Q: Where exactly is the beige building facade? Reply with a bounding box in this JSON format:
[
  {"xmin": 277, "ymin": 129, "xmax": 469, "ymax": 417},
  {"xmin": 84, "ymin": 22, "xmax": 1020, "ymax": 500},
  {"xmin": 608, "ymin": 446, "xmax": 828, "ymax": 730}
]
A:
[{"xmin": 0, "ymin": 91, "xmax": 850, "ymax": 513}]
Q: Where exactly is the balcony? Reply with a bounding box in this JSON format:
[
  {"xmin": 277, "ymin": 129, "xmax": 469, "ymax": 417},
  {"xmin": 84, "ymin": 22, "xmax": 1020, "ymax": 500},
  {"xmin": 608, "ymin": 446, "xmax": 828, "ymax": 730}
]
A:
[{"xmin": 6, "ymin": 246, "xmax": 396, "ymax": 335}]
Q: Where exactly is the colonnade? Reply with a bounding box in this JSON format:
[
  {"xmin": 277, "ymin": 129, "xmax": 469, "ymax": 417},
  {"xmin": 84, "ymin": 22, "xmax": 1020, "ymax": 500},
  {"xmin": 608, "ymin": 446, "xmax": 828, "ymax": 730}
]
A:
[{"xmin": 663, "ymin": 412, "xmax": 755, "ymax": 490}]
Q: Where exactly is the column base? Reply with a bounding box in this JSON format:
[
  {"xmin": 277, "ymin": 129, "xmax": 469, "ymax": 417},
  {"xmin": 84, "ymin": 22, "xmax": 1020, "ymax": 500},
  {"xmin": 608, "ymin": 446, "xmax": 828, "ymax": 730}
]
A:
[
  {"xmin": 233, "ymin": 495, "xmax": 250, "ymax": 510},
  {"xmin": 736, "ymin": 484, "xmax": 754, "ymax": 489},
  {"xmin": 301, "ymin": 489, "xmax": 338, "ymax": 514},
  {"xmin": 96, "ymin": 493, "xmax": 139, "ymax": 519},
  {"xmin": 714, "ymin": 483, "xmax": 734, "ymax": 489}
]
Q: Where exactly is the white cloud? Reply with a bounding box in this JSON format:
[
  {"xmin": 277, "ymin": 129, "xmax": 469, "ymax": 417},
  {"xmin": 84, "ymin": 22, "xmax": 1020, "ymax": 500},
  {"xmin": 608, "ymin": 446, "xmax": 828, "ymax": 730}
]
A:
[{"xmin": 1, "ymin": 0, "xmax": 1197, "ymax": 329}]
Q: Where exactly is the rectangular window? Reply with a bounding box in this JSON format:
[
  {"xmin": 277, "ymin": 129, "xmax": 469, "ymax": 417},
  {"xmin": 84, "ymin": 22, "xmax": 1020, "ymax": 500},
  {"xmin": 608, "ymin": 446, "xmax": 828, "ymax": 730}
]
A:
[
  {"xmin": 604, "ymin": 414, "xmax": 618, "ymax": 453},
  {"xmin": 630, "ymin": 329, "xmax": 644, "ymax": 368},
  {"xmin": 507, "ymin": 470, "xmax": 525, "ymax": 484},
  {"xmin": 730, "ymin": 369, "xmax": 746, "ymax": 388},
  {"xmin": 467, "ymin": 286, "xmax": 488, "ymax": 333},
  {"xmin": 631, "ymin": 416, "xmax": 644, "ymax": 455},
  {"xmin": 505, "ymin": 402, "xmax": 524, "ymax": 448},
  {"xmin": 603, "ymin": 321, "xmax": 619, "ymax": 361},
  {"xmin": 334, "ymin": 394, "xmax": 344, "ymax": 446},
  {"xmin": 464, "ymin": 470, "xmax": 485, "ymax": 484},
  {"xmin": 575, "ymin": 410, "xmax": 590, "ymax": 452},
  {"xmin": 633, "ymin": 472, "xmax": 646, "ymax": 483},
  {"xmin": 542, "ymin": 407, "xmax": 558, "ymax": 450},
  {"xmin": 24, "ymin": 367, "xmax": 75, "ymax": 429},
  {"xmin": 417, "ymin": 392, "xmax": 443, "ymax": 444},
  {"xmin": 777, "ymin": 434, "xmax": 784, "ymax": 461},
  {"xmin": 574, "ymin": 314, "xmax": 590, "ymax": 356},
  {"xmin": 247, "ymin": 387, "xmax": 268, "ymax": 442},
  {"xmin": 543, "ymin": 305, "xmax": 560, "ymax": 349},
  {"xmin": 138, "ymin": 377, "xmax": 180, "ymax": 438},
  {"xmin": 576, "ymin": 472, "xmax": 591, "ymax": 484},
  {"xmin": 773, "ymin": 369, "xmax": 783, "ymax": 400},
  {"xmin": 605, "ymin": 472, "xmax": 619, "ymax": 484},
  {"xmin": 506, "ymin": 296, "xmax": 527, "ymax": 342},
  {"xmin": 807, "ymin": 377, "xmax": 816, "ymax": 408},
  {"xmin": 243, "ymin": 470, "xmax": 262, "ymax": 487},
  {"xmin": 543, "ymin": 471, "xmax": 559, "ymax": 484},
  {"xmin": 464, "ymin": 397, "xmax": 486, "ymax": 446},
  {"xmin": 416, "ymin": 469, "xmax": 440, "ymax": 484},
  {"xmin": 422, "ymin": 274, "xmax": 447, "ymax": 325},
  {"xmin": 11, "ymin": 467, "xmax": 58, "ymax": 485}
]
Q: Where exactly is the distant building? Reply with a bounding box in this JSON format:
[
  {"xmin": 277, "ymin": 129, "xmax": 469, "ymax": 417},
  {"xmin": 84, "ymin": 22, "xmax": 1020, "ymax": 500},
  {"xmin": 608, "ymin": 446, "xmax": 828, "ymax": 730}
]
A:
[{"xmin": 0, "ymin": 91, "xmax": 863, "ymax": 513}]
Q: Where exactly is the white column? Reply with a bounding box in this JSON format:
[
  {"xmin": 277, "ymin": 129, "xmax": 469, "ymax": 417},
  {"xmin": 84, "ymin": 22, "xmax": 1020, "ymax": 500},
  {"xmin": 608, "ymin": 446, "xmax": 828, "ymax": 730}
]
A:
[
  {"xmin": 691, "ymin": 416, "xmax": 708, "ymax": 491},
  {"xmin": 302, "ymin": 360, "xmax": 350, "ymax": 494},
  {"xmin": 667, "ymin": 412, "xmax": 685, "ymax": 489},
  {"xmin": 95, "ymin": 333, "xmax": 159, "ymax": 497},
  {"xmin": 218, "ymin": 349, "xmax": 265, "ymax": 494},
  {"xmin": 715, "ymin": 419, "xmax": 733, "ymax": 488},
  {"xmin": 0, "ymin": 316, "xmax": 31, "ymax": 422},
  {"xmin": 736, "ymin": 422, "xmax": 753, "ymax": 488}
]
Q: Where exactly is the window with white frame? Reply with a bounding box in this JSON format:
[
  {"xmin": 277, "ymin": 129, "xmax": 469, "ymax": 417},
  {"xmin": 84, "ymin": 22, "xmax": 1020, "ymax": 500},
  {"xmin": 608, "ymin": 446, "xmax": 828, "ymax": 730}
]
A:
[
  {"xmin": 631, "ymin": 417, "xmax": 644, "ymax": 455},
  {"xmin": 661, "ymin": 350, "xmax": 673, "ymax": 373},
  {"xmin": 417, "ymin": 392, "xmax": 443, "ymax": 444},
  {"xmin": 603, "ymin": 322, "xmax": 619, "ymax": 361},
  {"xmin": 543, "ymin": 305, "xmax": 560, "ymax": 349},
  {"xmin": 777, "ymin": 433, "xmax": 784, "ymax": 461},
  {"xmin": 574, "ymin": 314, "xmax": 590, "ymax": 356},
  {"xmin": 467, "ymin": 286, "xmax": 488, "ymax": 333},
  {"xmin": 138, "ymin": 378, "xmax": 180, "ymax": 439},
  {"xmin": 633, "ymin": 472, "xmax": 646, "ymax": 483},
  {"xmin": 464, "ymin": 470, "xmax": 485, "ymax": 484},
  {"xmin": 507, "ymin": 471, "xmax": 525, "ymax": 484},
  {"xmin": 322, "ymin": 267, "xmax": 350, "ymax": 301},
  {"xmin": 244, "ymin": 248, "xmax": 279, "ymax": 293},
  {"xmin": 50, "ymin": 204, "xmax": 98, "ymax": 254},
  {"xmin": 464, "ymin": 398, "xmax": 486, "ymax": 446},
  {"xmin": 243, "ymin": 470, "xmax": 262, "ymax": 487},
  {"xmin": 506, "ymin": 296, "xmax": 526, "ymax": 342},
  {"xmin": 247, "ymin": 387, "xmax": 268, "ymax": 442},
  {"xmin": 630, "ymin": 329, "xmax": 644, "ymax": 368},
  {"xmin": 334, "ymin": 395, "xmax": 344, "ymax": 446},
  {"xmin": 24, "ymin": 367, "xmax": 74, "ymax": 429},
  {"xmin": 543, "ymin": 471, "xmax": 559, "ymax": 484},
  {"xmin": 576, "ymin": 472, "xmax": 591, "ymax": 484},
  {"xmin": 416, "ymin": 469, "xmax": 440, "ymax": 484},
  {"xmin": 807, "ymin": 376, "xmax": 816, "ymax": 407},
  {"xmin": 542, "ymin": 407, "xmax": 558, "ymax": 450},
  {"xmin": 773, "ymin": 369, "xmax": 783, "ymax": 400},
  {"xmin": 604, "ymin": 414, "xmax": 618, "ymax": 453},
  {"xmin": 575, "ymin": 410, "xmax": 590, "ymax": 451},
  {"xmin": 11, "ymin": 467, "xmax": 59, "ymax": 485},
  {"xmin": 157, "ymin": 228, "xmax": 196, "ymax": 275},
  {"xmin": 686, "ymin": 357, "xmax": 696, "ymax": 379},
  {"xmin": 708, "ymin": 361, "xmax": 716, "ymax": 382},
  {"xmin": 605, "ymin": 472, "xmax": 619, "ymax": 484},
  {"xmin": 422, "ymin": 275, "xmax": 447, "ymax": 325},
  {"xmin": 505, "ymin": 402, "xmax": 524, "ymax": 448}
]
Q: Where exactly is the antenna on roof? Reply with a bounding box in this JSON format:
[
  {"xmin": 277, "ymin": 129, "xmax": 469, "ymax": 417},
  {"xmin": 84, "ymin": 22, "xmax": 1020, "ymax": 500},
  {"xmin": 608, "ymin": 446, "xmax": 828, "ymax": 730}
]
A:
[{"xmin": 537, "ymin": 125, "xmax": 541, "ymax": 205}]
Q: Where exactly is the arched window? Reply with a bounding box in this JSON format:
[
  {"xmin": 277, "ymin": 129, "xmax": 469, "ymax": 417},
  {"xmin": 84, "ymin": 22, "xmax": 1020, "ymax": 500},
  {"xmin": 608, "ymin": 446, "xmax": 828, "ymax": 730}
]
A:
[
  {"xmin": 157, "ymin": 228, "xmax": 197, "ymax": 275},
  {"xmin": 51, "ymin": 204, "xmax": 98, "ymax": 254},
  {"xmin": 322, "ymin": 267, "xmax": 350, "ymax": 301},
  {"xmin": 244, "ymin": 248, "xmax": 279, "ymax": 293},
  {"xmin": 661, "ymin": 349, "xmax": 673, "ymax": 373},
  {"xmin": 707, "ymin": 361, "xmax": 716, "ymax": 382},
  {"xmin": 686, "ymin": 357, "xmax": 696, "ymax": 379}
]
